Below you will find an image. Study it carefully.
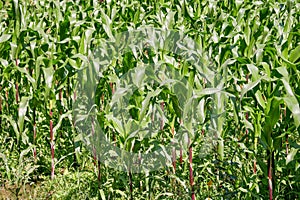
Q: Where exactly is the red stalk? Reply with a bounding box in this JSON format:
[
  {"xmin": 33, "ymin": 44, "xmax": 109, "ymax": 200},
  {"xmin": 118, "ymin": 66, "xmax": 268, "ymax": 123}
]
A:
[
  {"xmin": 268, "ymin": 152, "xmax": 273, "ymax": 200},
  {"xmin": 73, "ymin": 92, "xmax": 77, "ymax": 127},
  {"xmin": 33, "ymin": 123, "xmax": 37, "ymax": 161},
  {"xmin": 171, "ymin": 126, "xmax": 176, "ymax": 172},
  {"xmin": 5, "ymin": 90, "xmax": 8, "ymax": 110},
  {"xmin": 91, "ymin": 113, "xmax": 101, "ymax": 184},
  {"xmin": 110, "ymin": 82, "xmax": 114, "ymax": 94},
  {"xmin": 50, "ymin": 108, "xmax": 55, "ymax": 179},
  {"xmin": 245, "ymin": 112, "xmax": 249, "ymax": 159},
  {"xmin": 58, "ymin": 88, "xmax": 62, "ymax": 102},
  {"xmin": 179, "ymin": 147, "xmax": 183, "ymax": 165},
  {"xmin": 188, "ymin": 138, "xmax": 195, "ymax": 200},
  {"xmin": 109, "ymin": 83, "xmax": 117, "ymax": 146},
  {"xmin": 286, "ymin": 134, "xmax": 289, "ymax": 155},
  {"xmin": 129, "ymin": 170, "xmax": 133, "ymax": 200},
  {"xmin": 179, "ymin": 118, "xmax": 183, "ymax": 165},
  {"xmin": 59, "ymin": 88, "xmax": 63, "ymax": 115},
  {"xmin": 15, "ymin": 59, "xmax": 19, "ymax": 104},
  {"xmin": 91, "ymin": 117, "xmax": 97, "ymax": 164},
  {"xmin": 15, "ymin": 82, "xmax": 19, "ymax": 103},
  {"xmin": 160, "ymin": 102, "xmax": 164, "ymax": 130},
  {"xmin": 0, "ymin": 94, "xmax": 2, "ymax": 131},
  {"xmin": 97, "ymin": 160, "xmax": 101, "ymax": 187},
  {"xmin": 74, "ymin": 90, "xmax": 77, "ymax": 101},
  {"xmin": 284, "ymin": 108, "xmax": 289, "ymax": 155},
  {"xmin": 33, "ymin": 107, "xmax": 37, "ymax": 161},
  {"xmin": 51, "ymin": 142, "xmax": 55, "ymax": 179}
]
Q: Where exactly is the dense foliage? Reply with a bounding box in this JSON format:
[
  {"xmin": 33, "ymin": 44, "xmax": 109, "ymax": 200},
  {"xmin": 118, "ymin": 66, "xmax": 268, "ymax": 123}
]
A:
[{"xmin": 0, "ymin": 0, "xmax": 300, "ymax": 199}]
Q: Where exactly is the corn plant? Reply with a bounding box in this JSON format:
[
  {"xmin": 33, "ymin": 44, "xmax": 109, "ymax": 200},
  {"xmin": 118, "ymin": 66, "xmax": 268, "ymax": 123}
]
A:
[{"xmin": 0, "ymin": 0, "xmax": 300, "ymax": 199}]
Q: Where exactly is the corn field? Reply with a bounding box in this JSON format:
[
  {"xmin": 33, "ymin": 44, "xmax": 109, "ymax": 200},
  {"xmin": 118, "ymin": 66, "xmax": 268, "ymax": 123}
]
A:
[{"xmin": 0, "ymin": 0, "xmax": 300, "ymax": 199}]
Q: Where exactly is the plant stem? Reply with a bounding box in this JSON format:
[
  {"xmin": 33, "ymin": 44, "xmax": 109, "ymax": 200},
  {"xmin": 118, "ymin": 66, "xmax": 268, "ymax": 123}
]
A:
[
  {"xmin": 188, "ymin": 138, "xmax": 195, "ymax": 200},
  {"xmin": 268, "ymin": 150, "xmax": 275, "ymax": 200},
  {"xmin": 284, "ymin": 108, "xmax": 289, "ymax": 156},
  {"xmin": 91, "ymin": 116, "xmax": 97, "ymax": 164},
  {"xmin": 97, "ymin": 160, "xmax": 101, "ymax": 188},
  {"xmin": 33, "ymin": 123, "xmax": 37, "ymax": 161},
  {"xmin": 129, "ymin": 169, "xmax": 133, "ymax": 200},
  {"xmin": 72, "ymin": 90, "xmax": 79, "ymax": 168},
  {"xmin": 160, "ymin": 102, "xmax": 164, "ymax": 130},
  {"xmin": 0, "ymin": 93, "xmax": 2, "ymax": 132},
  {"xmin": 179, "ymin": 118, "xmax": 183, "ymax": 166},
  {"xmin": 110, "ymin": 82, "xmax": 114, "ymax": 94},
  {"xmin": 91, "ymin": 116, "xmax": 101, "ymax": 185},
  {"xmin": 245, "ymin": 73, "xmax": 249, "ymax": 160},
  {"xmin": 50, "ymin": 108, "xmax": 55, "ymax": 180},
  {"xmin": 171, "ymin": 121, "xmax": 176, "ymax": 172},
  {"xmin": 109, "ymin": 83, "xmax": 117, "ymax": 147},
  {"xmin": 5, "ymin": 90, "xmax": 8, "ymax": 111},
  {"xmin": 33, "ymin": 107, "xmax": 37, "ymax": 162},
  {"xmin": 59, "ymin": 88, "xmax": 62, "ymax": 115},
  {"xmin": 15, "ymin": 82, "xmax": 19, "ymax": 104},
  {"xmin": 245, "ymin": 111, "xmax": 249, "ymax": 159}
]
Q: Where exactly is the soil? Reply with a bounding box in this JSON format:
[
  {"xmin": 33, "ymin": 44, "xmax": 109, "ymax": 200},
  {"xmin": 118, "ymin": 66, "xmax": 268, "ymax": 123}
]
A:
[{"xmin": 0, "ymin": 182, "xmax": 41, "ymax": 200}]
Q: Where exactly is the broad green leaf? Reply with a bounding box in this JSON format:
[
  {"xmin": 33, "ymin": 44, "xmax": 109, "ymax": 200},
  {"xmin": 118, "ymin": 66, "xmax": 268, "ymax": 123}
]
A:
[
  {"xmin": 3, "ymin": 115, "xmax": 20, "ymax": 142},
  {"xmin": 16, "ymin": 66, "xmax": 36, "ymax": 87},
  {"xmin": 289, "ymin": 45, "xmax": 300, "ymax": 63},
  {"xmin": 107, "ymin": 115, "xmax": 125, "ymax": 136},
  {"xmin": 43, "ymin": 67, "xmax": 54, "ymax": 90},
  {"xmin": 0, "ymin": 34, "xmax": 11, "ymax": 43},
  {"xmin": 100, "ymin": 189, "xmax": 106, "ymax": 200},
  {"xmin": 132, "ymin": 66, "xmax": 146, "ymax": 88},
  {"xmin": 139, "ymin": 88, "xmax": 162, "ymax": 122},
  {"xmin": 265, "ymin": 97, "xmax": 282, "ymax": 130},
  {"xmin": 195, "ymin": 88, "xmax": 221, "ymax": 96},
  {"xmin": 19, "ymin": 147, "xmax": 31, "ymax": 163},
  {"xmin": 18, "ymin": 96, "xmax": 30, "ymax": 134},
  {"xmin": 0, "ymin": 152, "xmax": 11, "ymax": 180},
  {"xmin": 197, "ymin": 98, "xmax": 205, "ymax": 124},
  {"xmin": 286, "ymin": 148, "xmax": 299, "ymax": 165},
  {"xmin": 247, "ymin": 64, "xmax": 259, "ymax": 81},
  {"xmin": 276, "ymin": 67, "xmax": 289, "ymax": 78},
  {"xmin": 52, "ymin": 111, "xmax": 72, "ymax": 139},
  {"xmin": 255, "ymin": 90, "xmax": 265, "ymax": 109},
  {"xmin": 283, "ymin": 97, "xmax": 300, "ymax": 128},
  {"xmin": 0, "ymin": 58, "xmax": 8, "ymax": 67},
  {"xmin": 241, "ymin": 79, "xmax": 261, "ymax": 98}
]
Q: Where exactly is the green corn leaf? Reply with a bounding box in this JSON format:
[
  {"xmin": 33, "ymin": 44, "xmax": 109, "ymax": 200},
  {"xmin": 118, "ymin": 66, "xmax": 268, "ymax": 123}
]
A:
[
  {"xmin": 0, "ymin": 34, "xmax": 11, "ymax": 43},
  {"xmin": 246, "ymin": 64, "xmax": 259, "ymax": 81},
  {"xmin": 52, "ymin": 111, "xmax": 72, "ymax": 140},
  {"xmin": 283, "ymin": 97, "xmax": 300, "ymax": 128},
  {"xmin": 18, "ymin": 96, "xmax": 30, "ymax": 134},
  {"xmin": 255, "ymin": 90, "xmax": 265, "ymax": 109},
  {"xmin": 265, "ymin": 98, "xmax": 282, "ymax": 130},
  {"xmin": 289, "ymin": 45, "xmax": 300, "ymax": 63},
  {"xmin": 3, "ymin": 115, "xmax": 20, "ymax": 143},
  {"xmin": 43, "ymin": 66, "xmax": 54, "ymax": 97},
  {"xmin": 256, "ymin": 157, "xmax": 268, "ymax": 177},
  {"xmin": 0, "ymin": 152, "xmax": 11, "ymax": 180},
  {"xmin": 240, "ymin": 79, "xmax": 261, "ymax": 99},
  {"xmin": 139, "ymin": 88, "xmax": 162, "ymax": 122},
  {"xmin": 100, "ymin": 189, "xmax": 106, "ymax": 200},
  {"xmin": 286, "ymin": 148, "xmax": 298, "ymax": 165}
]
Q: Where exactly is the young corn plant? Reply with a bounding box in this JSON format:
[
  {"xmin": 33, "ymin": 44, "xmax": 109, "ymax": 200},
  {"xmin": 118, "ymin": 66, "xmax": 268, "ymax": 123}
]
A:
[{"xmin": 1, "ymin": 0, "xmax": 300, "ymax": 199}]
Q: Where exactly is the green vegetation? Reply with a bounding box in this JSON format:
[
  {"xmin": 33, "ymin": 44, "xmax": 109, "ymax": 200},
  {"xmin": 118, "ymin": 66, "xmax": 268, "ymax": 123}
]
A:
[{"xmin": 0, "ymin": 0, "xmax": 300, "ymax": 199}]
